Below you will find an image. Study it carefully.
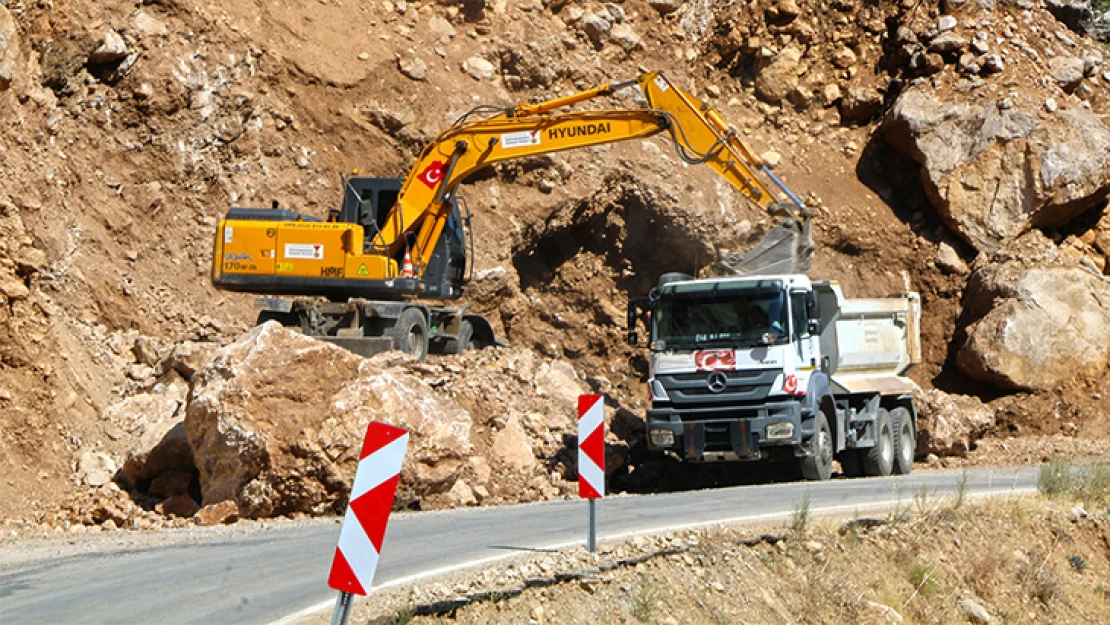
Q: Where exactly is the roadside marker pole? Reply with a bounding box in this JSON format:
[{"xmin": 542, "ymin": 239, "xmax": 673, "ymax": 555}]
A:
[
  {"xmin": 578, "ymin": 394, "xmax": 605, "ymax": 553},
  {"xmin": 326, "ymin": 422, "xmax": 409, "ymax": 625}
]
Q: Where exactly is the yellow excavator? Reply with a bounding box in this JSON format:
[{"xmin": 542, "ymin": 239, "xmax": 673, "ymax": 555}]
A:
[{"xmin": 211, "ymin": 70, "xmax": 811, "ymax": 359}]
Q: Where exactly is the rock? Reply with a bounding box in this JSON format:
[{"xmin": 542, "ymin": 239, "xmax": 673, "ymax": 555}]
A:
[
  {"xmin": 194, "ymin": 500, "xmax": 241, "ymax": 526},
  {"xmin": 957, "ymin": 596, "xmax": 992, "ymax": 624},
  {"xmin": 398, "ymin": 55, "xmax": 428, "ymax": 81},
  {"xmin": 428, "ymin": 15, "xmax": 456, "ymax": 42},
  {"xmin": 0, "ymin": 5, "xmax": 17, "ymax": 90},
  {"xmin": 762, "ymin": 150, "xmax": 782, "ymax": 168},
  {"xmin": 957, "ymin": 236, "xmax": 1110, "ymax": 391},
  {"xmin": 113, "ymin": 382, "xmax": 191, "ymax": 488},
  {"xmin": 445, "ymin": 480, "xmax": 477, "ymax": 506},
  {"xmin": 913, "ymin": 389, "xmax": 993, "ymax": 456},
  {"xmin": 929, "ymin": 32, "xmax": 968, "ymax": 53},
  {"xmin": 132, "ymin": 10, "xmax": 169, "ymax": 38},
  {"xmin": 185, "ymin": 324, "xmax": 474, "ymax": 517},
  {"xmin": 461, "ymin": 56, "xmax": 495, "ymax": 81},
  {"xmin": 838, "ymin": 87, "xmax": 883, "ymax": 126},
  {"xmin": 1044, "ymin": 97, "xmax": 1059, "ymax": 113},
  {"xmin": 1049, "ymin": 56, "xmax": 1085, "ymax": 93},
  {"xmin": 160, "ymin": 494, "xmax": 200, "ymax": 518},
  {"xmin": 863, "ymin": 600, "xmax": 904, "ymax": 624},
  {"xmin": 937, "ymin": 15, "xmax": 958, "ymax": 32},
  {"xmin": 533, "ymin": 360, "xmax": 587, "ymax": 410},
  {"xmin": 609, "ymin": 23, "xmax": 643, "ymax": 52},
  {"xmin": 883, "ymin": 86, "xmax": 1110, "ymax": 252},
  {"xmin": 832, "ymin": 47, "xmax": 858, "ymax": 69},
  {"xmin": 755, "ymin": 46, "xmax": 802, "ymax": 104},
  {"xmin": 492, "ymin": 415, "xmax": 537, "ymax": 473},
  {"xmin": 648, "ymin": 0, "xmax": 684, "ymax": 15},
  {"xmin": 76, "ymin": 451, "xmax": 118, "ymax": 487},
  {"xmin": 165, "ymin": 341, "xmax": 217, "ymax": 380},
  {"xmin": 89, "ymin": 30, "xmax": 128, "ymax": 65},
  {"xmin": 935, "ymin": 242, "xmax": 969, "ymax": 275},
  {"xmin": 1070, "ymin": 504, "xmax": 1088, "ymax": 521},
  {"xmin": 580, "ymin": 13, "xmax": 612, "ymax": 46},
  {"xmin": 821, "ymin": 83, "xmax": 842, "ymax": 107},
  {"xmin": 982, "ymin": 54, "xmax": 1004, "ymax": 74}
]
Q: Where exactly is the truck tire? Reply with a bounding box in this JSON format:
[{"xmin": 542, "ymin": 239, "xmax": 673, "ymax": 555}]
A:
[
  {"xmin": 447, "ymin": 319, "xmax": 476, "ymax": 355},
  {"xmin": 838, "ymin": 450, "xmax": 865, "ymax": 478},
  {"xmin": 891, "ymin": 407, "xmax": 915, "ymax": 475},
  {"xmin": 862, "ymin": 408, "xmax": 894, "ymax": 477},
  {"xmin": 800, "ymin": 412, "xmax": 833, "ymax": 481},
  {"xmin": 389, "ymin": 308, "xmax": 429, "ymax": 361}
]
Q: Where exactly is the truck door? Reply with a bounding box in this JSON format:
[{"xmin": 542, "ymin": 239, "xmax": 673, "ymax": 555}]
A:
[{"xmin": 790, "ymin": 290, "xmax": 820, "ymax": 369}]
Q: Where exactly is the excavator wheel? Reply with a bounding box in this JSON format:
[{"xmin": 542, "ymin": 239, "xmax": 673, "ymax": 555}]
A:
[
  {"xmin": 389, "ymin": 308, "xmax": 429, "ymax": 361},
  {"xmin": 446, "ymin": 319, "xmax": 477, "ymax": 355}
]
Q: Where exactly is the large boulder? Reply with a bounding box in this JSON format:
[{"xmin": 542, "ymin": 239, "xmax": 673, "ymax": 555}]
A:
[
  {"xmin": 957, "ymin": 234, "xmax": 1110, "ymax": 391},
  {"xmin": 185, "ymin": 323, "xmax": 474, "ymax": 517},
  {"xmin": 883, "ymin": 86, "xmax": 1110, "ymax": 252},
  {"xmin": 913, "ymin": 389, "xmax": 994, "ymax": 456},
  {"xmin": 113, "ymin": 379, "xmax": 193, "ymax": 488}
]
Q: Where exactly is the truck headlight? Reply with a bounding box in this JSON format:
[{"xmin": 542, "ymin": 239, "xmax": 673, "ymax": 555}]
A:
[
  {"xmin": 766, "ymin": 422, "xmax": 794, "ymax": 439},
  {"xmin": 649, "ymin": 429, "xmax": 675, "ymax": 446}
]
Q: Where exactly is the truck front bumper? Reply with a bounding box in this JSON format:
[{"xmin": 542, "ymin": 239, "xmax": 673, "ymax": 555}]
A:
[{"xmin": 645, "ymin": 401, "xmax": 806, "ymax": 462}]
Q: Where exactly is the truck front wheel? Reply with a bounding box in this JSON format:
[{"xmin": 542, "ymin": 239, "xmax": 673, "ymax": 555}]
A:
[
  {"xmin": 863, "ymin": 409, "xmax": 894, "ymax": 477},
  {"xmin": 800, "ymin": 412, "xmax": 833, "ymax": 481}
]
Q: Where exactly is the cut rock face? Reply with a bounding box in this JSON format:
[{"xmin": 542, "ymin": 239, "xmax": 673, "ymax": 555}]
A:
[
  {"xmin": 185, "ymin": 323, "xmax": 474, "ymax": 517},
  {"xmin": 957, "ymin": 235, "xmax": 1110, "ymax": 391},
  {"xmin": 883, "ymin": 86, "xmax": 1110, "ymax": 252}
]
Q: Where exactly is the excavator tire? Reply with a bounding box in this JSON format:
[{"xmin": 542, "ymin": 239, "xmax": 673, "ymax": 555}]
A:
[
  {"xmin": 389, "ymin": 307, "xmax": 429, "ymax": 361},
  {"xmin": 446, "ymin": 319, "xmax": 477, "ymax": 355}
]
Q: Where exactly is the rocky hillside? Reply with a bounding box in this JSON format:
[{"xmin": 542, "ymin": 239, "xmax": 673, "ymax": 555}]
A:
[{"xmin": 0, "ymin": 0, "xmax": 1108, "ymax": 528}]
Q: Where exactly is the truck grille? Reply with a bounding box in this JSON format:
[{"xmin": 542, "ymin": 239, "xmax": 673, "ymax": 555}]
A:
[{"xmin": 657, "ymin": 368, "xmax": 779, "ymax": 407}]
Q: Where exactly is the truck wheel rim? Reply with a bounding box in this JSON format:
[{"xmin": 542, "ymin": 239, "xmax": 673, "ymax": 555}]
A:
[{"xmin": 881, "ymin": 424, "xmax": 893, "ymax": 465}]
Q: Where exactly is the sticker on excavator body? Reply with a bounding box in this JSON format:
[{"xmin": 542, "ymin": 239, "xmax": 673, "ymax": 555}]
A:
[
  {"xmin": 285, "ymin": 243, "xmax": 323, "ymax": 259},
  {"xmin": 357, "ymin": 264, "xmax": 369, "ymax": 276},
  {"xmin": 224, "ymin": 226, "xmax": 233, "ymax": 243},
  {"xmin": 653, "ymin": 76, "xmax": 669, "ymax": 92},
  {"xmin": 276, "ymin": 262, "xmax": 294, "ymax": 273},
  {"xmin": 417, "ymin": 161, "xmax": 445, "ymax": 188},
  {"xmin": 501, "ymin": 130, "xmax": 541, "ymax": 148}
]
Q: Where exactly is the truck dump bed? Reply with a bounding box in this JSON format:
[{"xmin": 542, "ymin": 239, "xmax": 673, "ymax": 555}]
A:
[{"xmin": 828, "ymin": 292, "xmax": 921, "ymax": 395}]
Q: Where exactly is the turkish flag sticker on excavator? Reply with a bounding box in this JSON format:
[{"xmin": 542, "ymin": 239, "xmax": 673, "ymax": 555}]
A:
[{"xmin": 417, "ymin": 160, "xmax": 445, "ymax": 189}]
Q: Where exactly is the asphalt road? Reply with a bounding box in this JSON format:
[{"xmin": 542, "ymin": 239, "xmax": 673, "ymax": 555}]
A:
[{"xmin": 0, "ymin": 466, "xmax": 1037, "ymax": 625}]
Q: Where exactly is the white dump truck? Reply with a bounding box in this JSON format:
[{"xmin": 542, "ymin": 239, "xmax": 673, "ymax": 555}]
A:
[{"xmin": 627, "ymin": 273, "xmax": 921, "ymax": 480}]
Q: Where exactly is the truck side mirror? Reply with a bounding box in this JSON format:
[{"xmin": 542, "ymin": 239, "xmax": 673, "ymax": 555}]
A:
[
  {"xmin": 627, "ymin": 297, "xmax": 648, "ymax": 346},
  {"xmin": 805, "ymin": 290, "xmax": 820, "ymax": 320},
  {"xmin": 807, "ymin": 319, "xmax": 820, "ymax": 335},
  {"xmin": 627, "ymin": 331, "xmax": 639, "ymax": 346}
]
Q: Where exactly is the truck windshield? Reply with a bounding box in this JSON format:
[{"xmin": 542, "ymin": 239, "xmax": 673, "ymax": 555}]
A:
[{"xmin": 651, "ymin": 288, "xmax": 788, "ymax": 349}]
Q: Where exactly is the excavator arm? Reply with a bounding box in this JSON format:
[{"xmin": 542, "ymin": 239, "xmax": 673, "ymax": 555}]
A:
[{"xmin": 382, "ymin": 71, "xmax": 807, "ymax": 273}]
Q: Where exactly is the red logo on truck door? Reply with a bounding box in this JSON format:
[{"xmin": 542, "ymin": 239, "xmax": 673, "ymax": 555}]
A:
[
  {"xmin": 695, "ymin": 350, "xmax": 736, "ymax": 371},
  {"xmin": 417, "ymin": 160, "xmax": 445, "ymax": 188}
]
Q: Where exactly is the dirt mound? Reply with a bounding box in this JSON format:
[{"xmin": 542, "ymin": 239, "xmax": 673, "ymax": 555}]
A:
[{"xmin": 0, "ymin": 0, "xmax": 1108, "ymax": 525}]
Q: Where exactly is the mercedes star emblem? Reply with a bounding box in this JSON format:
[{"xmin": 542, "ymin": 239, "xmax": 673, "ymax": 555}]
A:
[{"xmin": 707, "ymin": 371, "xmax": 728, "ymax": 393}]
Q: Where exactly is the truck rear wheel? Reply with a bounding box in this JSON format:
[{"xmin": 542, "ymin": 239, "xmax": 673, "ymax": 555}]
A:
[
  {"xmin": 891, "ymin": 407, "xmax": 915, "ymax": 475},
  {"xmin": 800, "ymin": 412, "xmax": 833, "ymax": 481},
  {"xmin": 862, "ymin": 409, "xmax": 894, "ymax": 477},
  {"xmin": 389, "ymin": 308, "xmax": 429, "ymax": 361}
]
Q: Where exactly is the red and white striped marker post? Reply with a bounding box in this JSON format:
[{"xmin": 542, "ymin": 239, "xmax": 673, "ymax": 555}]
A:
[
  {"xmin": 578, "ymin": 394, "xmax": 605, "ymax": 552},
  {"xmin": 327, "ymin": 422, "xmax": 409, "ymax": 625}
]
